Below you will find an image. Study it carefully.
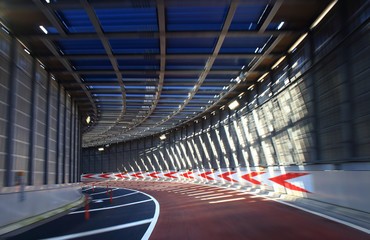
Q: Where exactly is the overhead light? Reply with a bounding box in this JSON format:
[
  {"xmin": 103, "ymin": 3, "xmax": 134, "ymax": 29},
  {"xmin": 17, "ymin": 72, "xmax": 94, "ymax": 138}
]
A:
[
  {"xmin": 39, "ymin": 25, "xmax": 48, "ymax": 34},
  {"xmin": 24, "ymin": 49, "xmax": 31, "ymax": 55},
  {"xmin": 310, "ymin": 0, "xmax": 338, "ymax": 30},
  {"xmin": 254, "ymin": 47, "xmax": 259, "ymax": 53},
  {"xmin": 271, "ymin": 56, "xmax": 286, "ymax": 70},
  {"xmin": 159, "ymin": 134, "xmax": 166, "ymax": 140},
  {"xmin": 238, "ymin": 92, "xmax": 245, "ymax": 99},
  {"xmin": 86, "ymin": 116, "xmax": 91, "ymax": 124},
  {"xmin": 1, "ymin": 26, "xmax": 9, "ymax": 34},
  {"xmin": 277, "ymin": 21, "xmax": 285, "ymax": 30},
  {"xmin": 98, "ymin": 147, "xmax": 104, "ymax": 151},
  {"xmin": 228, "ymin": 100, "xmax": 239, "ymax": 110},
  {"xmin": 257, "ymin": 72, "xmax": 269, "ymax": 82},
  {"xmin": 288, "ymin": 33, "xmax": 308, "ymax": 53},
  {"xmin": 248, "ymin": 84, "xmax": 255, "ymax": 91},
  {"xmin": 45, "ymin": 0, "xmax": 50, "ymax": 3},
  {"xmin": 292, "ymin": 61, "xmax": 298, "ymax": 69},
  {"xmin": 40, "ymin": 65, "xmax": 45, "ymax": 69}
]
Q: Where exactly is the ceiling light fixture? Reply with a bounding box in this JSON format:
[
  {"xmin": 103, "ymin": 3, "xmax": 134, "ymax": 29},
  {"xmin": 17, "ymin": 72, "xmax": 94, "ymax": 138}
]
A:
[
  {"xmin": 288, "ymin": 33, "xmax": 308, "ymax": 53},
  {"xmin": 271, "ymin": 56, "xmax": 286, "ymax": 69},
  {"xmin": 159, "ymin": 134, "xmax": 166, "ymax": 140},
  {"xmin": 310, "ymin": 0, "xmax": 338, "ymax": 30},
  {"xmin": 24, "ymin": 49, "xmax": 31, "ymax": 55},
  {"xmin": 257, "ymin": 72, "xmax": 269, "ymax": 82},
  {"xmin": 39, "ymin": 25, "xmax": 48, "ymax": 34},
  {"xmin": 98, "ymin": 147, "xmax": 104, "ymax": 151},
  {"xmin": 228, "ymin": 100, "xmax": 240, "ymax": 110},
  {"xmin": 277, "ymin": 21, "xmax": 285, "ymax": 30}
]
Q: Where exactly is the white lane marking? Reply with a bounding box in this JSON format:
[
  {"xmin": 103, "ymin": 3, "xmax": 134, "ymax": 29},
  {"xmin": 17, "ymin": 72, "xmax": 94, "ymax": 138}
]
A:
[
  {"xmin": 82, "ymin": 187, "xmax": 93, "ymax": 192},
  {"xmin": 89, "ymin": 188, "xmax": 120, "ymax": 196},
  {"xmin": 93, "ymin": 200, "xmax": 103, "ymax": 203},
  {"xmin": 209, "ymin": 198, "xmax": 246, "ymax": 204},
  {"xmin": 97, "ymin": 191, "xmax": 139, "ymax": 201},
  {"xmin": 140, "ymin": 191, "xmax": 160, "ymax": 240},
  {"xmin": 69, "ymin": 199, "xmax": 152, "ymax": 214},
  {"xmin": 41, "ymin": 219, "xmax": 153, "ymax": 240}
]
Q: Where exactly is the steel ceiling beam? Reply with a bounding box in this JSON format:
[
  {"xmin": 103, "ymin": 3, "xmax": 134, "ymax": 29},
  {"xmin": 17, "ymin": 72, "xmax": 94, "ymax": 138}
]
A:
[
  {"xmin": 37, "ymin": 53, "xmax": 280, "ymax": 60},
  {"xmin": 23, "ymin": 30, "xmax": 294, "ymax": 40},
  {"xmin": 81, "ymin": 0, "xmax": 127, "ymax": 144},
  {"xmin": 259, "ymin": 0, "xmax": 283, "ymax": 33},
  {"xmin": 145, "ymin": 0, "xmax": 240, "ymax": 133}
]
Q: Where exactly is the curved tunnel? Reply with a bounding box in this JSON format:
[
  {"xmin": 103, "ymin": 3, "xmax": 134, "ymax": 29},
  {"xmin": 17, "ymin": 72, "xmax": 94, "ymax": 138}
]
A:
[{"xmin": 0, "ymin": 0, "xmax": 369, "ymax": 239}]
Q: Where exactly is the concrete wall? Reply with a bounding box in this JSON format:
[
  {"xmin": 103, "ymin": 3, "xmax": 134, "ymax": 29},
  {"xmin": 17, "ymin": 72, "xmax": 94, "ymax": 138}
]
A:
[{"xmin": 0, "ymin": 26, "xmax": 81, "ymax": 187}]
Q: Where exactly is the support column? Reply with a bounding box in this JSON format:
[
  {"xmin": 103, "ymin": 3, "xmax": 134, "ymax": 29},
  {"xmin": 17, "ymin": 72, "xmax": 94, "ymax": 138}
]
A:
[
  {"xmin": 43, "ymin": 72, "xmax": 51, "ymax": 185},
  {"xmin": 55, "ymin": 81, "xmax": 61, "ymax": 184},
  {"xmin": 27, "ymin": 58, "xmax": 38, "ymax": 185},
  {"xmin": 62, "ymin": 91, "xmax": 67, "ymax": 183},
  {"xmin": 4, "ymin": 36, "xmax": 17, "ymax": 187}
]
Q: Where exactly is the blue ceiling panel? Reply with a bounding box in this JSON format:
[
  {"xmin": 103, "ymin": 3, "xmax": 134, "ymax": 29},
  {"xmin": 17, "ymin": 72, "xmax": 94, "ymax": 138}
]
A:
[
  {"xmin": 71, "ymin": 59, "xmax": 113, "ymax": 70},
  {"xmin": 167, "ymin": 6, "xmax": 228, "ymax": 31},
  {"xmin": 166, "ymin": 58, "xmax": 208, "ymax": 70},
  {"xmin": 167, "ymin": 38, "xmax": 217, "ymax": 54},
  {"xmin": 95, "ymin": 8, "xmax": 158, "ymax": 32},
  {"xmin": 219, "ymin": 36, "xmax": 270, "ymax": 53},
  {"xmin": 212, "ymin": 58, "xmax": 251, "ymax": 70},
  {"xmin": 55, "ymin": 9, "xmax": 95, "ymax": 33},
  {"xmin": 229, "ymin": 5, "xmax": 266, "ymax": 31},
  {"xmin": 117, "ymin": 59, "xmax": 159, "ymax": 70},
  {"xmin": 56, "ymin": 39, "xmax": 105, "ymax": 54},
  {"xmin": 109, "ymin": 38, "xmax": 159, "ymax": 54},
  {"xmin": 81, "ymin": 74, "xmax": 117, "ymax": 82}
]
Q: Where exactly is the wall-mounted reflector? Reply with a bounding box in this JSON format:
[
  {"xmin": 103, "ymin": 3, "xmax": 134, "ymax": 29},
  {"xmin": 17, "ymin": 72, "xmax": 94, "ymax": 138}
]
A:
[
  {"xmin": 86, "ymin": 116, "xmax": 91, "ymax": 124},
  {"xmin": 159, "ymin": 134, "xmax": 166, "ymax": 140},
  {"xmin": 288, "ymin": 33, "xmax": 308, "ymax": 53},
  {"xmin": 228, "ymin": 100, "xmax": 239, "ymax": 110},
  {"xmin": 257, "ymin": 72, "xmax": 269, "ymax": 82},
  {"xmin": 39, "ymin": 25, "xmax": 48, "ymax": 34},
  {"xmin": 98, "ymin": 147, "xmax": 104, "ymax": 151},
  {"xmin": 271, "ymin": 56, "xmax": 286, "ymax": 70},
  {"xmin": 310, "ymin": 0, "xmax": 338, "ymax": 30}
]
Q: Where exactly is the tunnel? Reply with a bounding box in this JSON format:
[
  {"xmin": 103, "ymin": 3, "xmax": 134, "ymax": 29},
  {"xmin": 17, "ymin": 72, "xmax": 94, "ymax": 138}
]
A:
[{"xmin": 0, "ymin": 0, "xmax": 369, "ymax": 239}]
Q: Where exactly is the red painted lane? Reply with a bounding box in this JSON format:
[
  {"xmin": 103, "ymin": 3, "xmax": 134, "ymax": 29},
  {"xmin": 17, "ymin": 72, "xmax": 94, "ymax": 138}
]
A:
[{"xmin": 109, "ymin": 181, "xmax": 369, "ymax": 240}]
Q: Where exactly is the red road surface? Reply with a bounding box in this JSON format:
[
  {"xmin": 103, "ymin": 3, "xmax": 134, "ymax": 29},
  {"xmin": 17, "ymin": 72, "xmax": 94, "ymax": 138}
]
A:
[{"xmin": 95, "ymin": 181, "xmax": 370, "ymax": 240}]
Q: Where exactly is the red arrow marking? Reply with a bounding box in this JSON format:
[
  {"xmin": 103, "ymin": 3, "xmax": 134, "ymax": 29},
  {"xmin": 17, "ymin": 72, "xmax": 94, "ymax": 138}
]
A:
[
  {"xmin": 148, "ymin": 172, "xmax": 161, "ymax": 178},
  {"xmin": 241, "ymin": 172, "xmax": 265, "ymax": 185},
  {"xmin": 114, "ymin": 173, "xmax": 128, "ymax": 178},
  {"xmin": 164, "ymin": 172, "xmax": 178, "ymax": 178},
  {"xmin": 199, "ymin": 171, "xmax": 215, "ymax": 180},
  {"xmin": 218, "ymin": 171, "xmax": 238, "ymax": 182},
  {"xmin": 82, "ymin": 174, "xmax": 95, "ymax": 179},
  {"xmin": 131, "ymin": 173, "xmax": 144, "ymax": 178},
  {"xmin": 269, "ymin": 173, "xmax": 310, "ymax": 193},
  {"xmin": 181, "ymin": 171, "xmax": 195, "ymax": 179},
  {"xmin": 98, "ymin": 173, "xmax": 111, "ymax": 179}
]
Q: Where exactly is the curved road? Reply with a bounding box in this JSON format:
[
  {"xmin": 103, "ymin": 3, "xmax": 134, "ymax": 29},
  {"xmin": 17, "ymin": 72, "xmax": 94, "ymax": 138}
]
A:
[
  {"xmin": 107, "ymin": 181, "xmax": 369, "ymax": 240},
  {"xmin": 7, "ymin": 181, "xmax": 370, "ymax": 240}
]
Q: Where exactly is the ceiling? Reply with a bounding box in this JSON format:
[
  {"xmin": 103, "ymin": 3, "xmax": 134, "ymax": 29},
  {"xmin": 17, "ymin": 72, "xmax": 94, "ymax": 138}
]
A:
[{"xmin": 0, "ymin": 0, "xmax": 330, "ymax": 147}]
